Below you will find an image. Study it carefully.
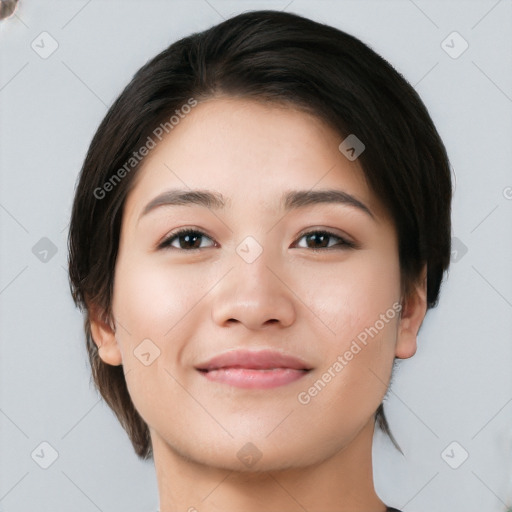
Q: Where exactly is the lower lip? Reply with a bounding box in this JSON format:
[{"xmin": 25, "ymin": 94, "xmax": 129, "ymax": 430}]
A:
[{"xmin": 198, "ymin": 368, "xmax": 309, "ymax": 389}]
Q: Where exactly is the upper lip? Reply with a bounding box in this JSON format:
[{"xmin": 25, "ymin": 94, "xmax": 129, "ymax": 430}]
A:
[{"xmin": 195, "ymin": 349, "xmax": 312, "ymax": 371}]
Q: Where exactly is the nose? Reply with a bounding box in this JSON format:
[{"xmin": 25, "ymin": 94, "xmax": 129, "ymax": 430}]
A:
[{"xmin": 211, "ymin": 249, "xmax": 296, "ymax": 331}]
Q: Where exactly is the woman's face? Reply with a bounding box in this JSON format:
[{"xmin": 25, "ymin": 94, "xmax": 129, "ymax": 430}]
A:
[{"xmin": 93, "ymin": 97, "xmax": 422, "ymax": 470}]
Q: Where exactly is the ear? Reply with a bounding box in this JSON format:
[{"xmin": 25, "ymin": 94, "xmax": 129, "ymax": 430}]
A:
[
  {"xmin": 395, "ymin": 265, "xmax": 427, "ymax": 359},
  {"xmin": 88, "ymin": 302, "xmax": 123, "ymax": 366}
]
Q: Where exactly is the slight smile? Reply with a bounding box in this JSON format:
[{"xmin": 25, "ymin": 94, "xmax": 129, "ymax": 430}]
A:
[{"xmin": 195, "ymin": 349, "xmax": 313, "ymax": 389}]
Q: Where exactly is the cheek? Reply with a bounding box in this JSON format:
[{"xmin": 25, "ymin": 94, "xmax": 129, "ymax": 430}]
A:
[
  {"xmin": 110, "ymin": 257, "xmax": 208, "ymax": 423},
  {"xmin": 109, "ymin": 255, "xmax": 215, "ymax": 403},
  {"xmin": 297, "ymin": 249, "xmax": 401, "ymax": 406},
  {"xmin": 298, "ymin": 249, "xmax": 401, "ymax": 340},
  {"xmin": 112, "ymin": 255, "xmax": 207, "ymax": 343}
]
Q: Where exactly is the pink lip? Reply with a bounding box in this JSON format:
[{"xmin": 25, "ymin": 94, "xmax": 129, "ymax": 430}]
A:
[{"xmin": 195, "ymin": 349, "xmax": 312, "ymax": 389}]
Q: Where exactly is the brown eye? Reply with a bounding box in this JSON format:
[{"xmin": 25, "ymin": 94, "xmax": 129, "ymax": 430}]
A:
[
  {"xmin": 159, "ymin": 229, "xmax": 214, "ymax": 250},
  {"xmin": 294, "ymin": 230, "xmax": 355, "ymax": 250}
]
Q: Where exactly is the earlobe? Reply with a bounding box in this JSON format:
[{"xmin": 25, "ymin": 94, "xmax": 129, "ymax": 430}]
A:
[
  {"xmin": 88, "ymin": 303, "xmax": 123, "ymax": 366},
  {"xmin": 395, "ymin": 266, "xmax": 427, "ymax": 360}
]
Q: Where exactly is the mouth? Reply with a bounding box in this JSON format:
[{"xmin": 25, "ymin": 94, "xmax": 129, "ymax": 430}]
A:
[{"xmin": 195, "ymin": 349, "xmax": 312, "ymax": 389}]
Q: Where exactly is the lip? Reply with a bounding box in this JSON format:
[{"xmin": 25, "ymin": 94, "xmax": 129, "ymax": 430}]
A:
[{"xmin": 195, "ymin": 349, "xmax": 312, "ymax": 389}]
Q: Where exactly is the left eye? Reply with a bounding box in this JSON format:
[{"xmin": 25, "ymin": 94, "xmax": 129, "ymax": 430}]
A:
[
  {"xmin": 158, "ymin": 229, "xmax": 355, "ymax": 251},
  {"xmin": 294, "ymin": 230, "xmax": 354, "ymax": 250}
]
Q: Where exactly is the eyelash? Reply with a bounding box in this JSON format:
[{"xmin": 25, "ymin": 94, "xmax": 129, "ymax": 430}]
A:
[{"xmin": 157, "ymin": 228, "xmax": 357, "ymax": 251}]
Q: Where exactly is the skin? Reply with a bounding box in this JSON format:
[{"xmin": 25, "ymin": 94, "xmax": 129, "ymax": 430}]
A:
[{"xmin": 90, "ymin": 97, "xmax": 427, "ymax": 512}]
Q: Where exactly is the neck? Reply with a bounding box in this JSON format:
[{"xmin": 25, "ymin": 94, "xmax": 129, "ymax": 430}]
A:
[{"xmin": 152, "ymin": 418, "xmax": 387, "ymax": 512}]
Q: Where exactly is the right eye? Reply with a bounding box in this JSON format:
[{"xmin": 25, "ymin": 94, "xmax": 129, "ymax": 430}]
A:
[{"xmin": 158, "ymin": 229, "xmax": 216, "ymax": 250}]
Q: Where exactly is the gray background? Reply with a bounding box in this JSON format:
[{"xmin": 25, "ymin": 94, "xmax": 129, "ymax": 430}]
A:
[{"xmin": 1, "ymin": 0, "xmax": 511, "ymax": 511}]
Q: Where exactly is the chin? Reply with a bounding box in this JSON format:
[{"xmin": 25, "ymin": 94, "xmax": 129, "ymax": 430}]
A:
[
  {"xmin": 188, "ymin": 447, "xmax": 318, "ymax": 473},
  {"xmin": 167, "ymin": 430, "xmax": 343, "ymax": 474}
]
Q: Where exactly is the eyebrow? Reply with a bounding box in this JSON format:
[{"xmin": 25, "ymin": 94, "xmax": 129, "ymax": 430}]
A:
[{"xmin": 138, "ymin": 188, "xmax": 375, "ymax": 221}]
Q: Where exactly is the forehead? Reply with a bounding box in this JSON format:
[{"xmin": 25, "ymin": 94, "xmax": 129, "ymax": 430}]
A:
[{"xmin": 123, "ymin": 97, "xmax": 388, "ymax": 222}]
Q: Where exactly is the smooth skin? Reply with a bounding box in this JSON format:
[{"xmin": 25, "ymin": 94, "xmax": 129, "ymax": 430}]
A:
[{"xmin": 90, "ymin": 97, "xmax": 427, "ymax": 512}]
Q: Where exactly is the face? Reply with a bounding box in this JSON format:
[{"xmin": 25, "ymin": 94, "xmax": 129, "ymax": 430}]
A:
[{"xmin": 91, "ymin": 97, "xmax": 424, "ymax": 471}]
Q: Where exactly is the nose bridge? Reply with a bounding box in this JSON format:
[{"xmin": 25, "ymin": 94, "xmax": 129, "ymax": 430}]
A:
[
  {"xmin": 211, "ymin": 234, "xmax": 296, "ymax": 329},
  {"xmin": 235, "ymin": 237, "xmax": 275, "ymax": 292}
]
